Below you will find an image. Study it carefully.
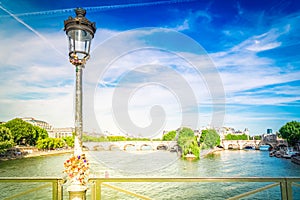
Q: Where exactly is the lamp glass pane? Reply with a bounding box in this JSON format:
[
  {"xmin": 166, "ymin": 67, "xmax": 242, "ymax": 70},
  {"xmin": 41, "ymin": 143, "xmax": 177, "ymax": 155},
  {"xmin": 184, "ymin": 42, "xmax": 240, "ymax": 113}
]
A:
[
  {"xmin": 68, "ymin": 29, "xmax": 92, "ymax": 42},
  {"xmin": 67, "ymin": 29, "xmax": 92, "ymax": 59}
]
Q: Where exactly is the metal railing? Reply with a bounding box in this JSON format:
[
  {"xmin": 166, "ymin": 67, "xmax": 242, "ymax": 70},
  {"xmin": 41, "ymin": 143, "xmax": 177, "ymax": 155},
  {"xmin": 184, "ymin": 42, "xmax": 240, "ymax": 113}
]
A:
[
  {"xmin": 0, "ymin": 177, "xmax": 64, "ymax": 200},
  {"xmin": 0, "ymin": 177, "xmax": 299, "ymax": 199},
  {"xmin": 88, "ymin": 177, "xmax": 300, "ymax": 200}
]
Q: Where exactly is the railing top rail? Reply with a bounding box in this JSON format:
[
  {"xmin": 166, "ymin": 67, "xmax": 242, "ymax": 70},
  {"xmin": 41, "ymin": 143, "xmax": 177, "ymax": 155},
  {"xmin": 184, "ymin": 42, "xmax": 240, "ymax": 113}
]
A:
[
  {"xmin": 88, "ymin": 177, "xmax": 300, "ymax": 183},
  {"xmin": 1, "ymin": 177, "xmax": 299, "ymax": 182},
  {"xmin": 0, "ymin": 177, "xmax": 64, "ymax": 182}
]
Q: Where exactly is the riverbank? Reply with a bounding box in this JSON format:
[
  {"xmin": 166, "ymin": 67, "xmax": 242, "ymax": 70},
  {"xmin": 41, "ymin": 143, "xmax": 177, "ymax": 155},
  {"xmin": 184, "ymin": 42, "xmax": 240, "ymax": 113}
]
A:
[{"xmin": 0, "ymin": 149, "xmax": 73, "ymax": 161}]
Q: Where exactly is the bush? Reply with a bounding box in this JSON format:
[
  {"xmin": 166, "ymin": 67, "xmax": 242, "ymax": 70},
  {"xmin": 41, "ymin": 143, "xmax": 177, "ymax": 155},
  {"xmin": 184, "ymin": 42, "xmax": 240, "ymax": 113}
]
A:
[{"xmin": 36, "ymin": 138, "xmax": 65, "ymax": 150}]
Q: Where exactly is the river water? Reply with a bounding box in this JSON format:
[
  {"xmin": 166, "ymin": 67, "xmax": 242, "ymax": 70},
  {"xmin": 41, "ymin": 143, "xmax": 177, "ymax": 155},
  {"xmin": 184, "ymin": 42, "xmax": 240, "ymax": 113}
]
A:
[{"xmin": 0, "ymin": 150, "xmax": 299, "ymax": 199}]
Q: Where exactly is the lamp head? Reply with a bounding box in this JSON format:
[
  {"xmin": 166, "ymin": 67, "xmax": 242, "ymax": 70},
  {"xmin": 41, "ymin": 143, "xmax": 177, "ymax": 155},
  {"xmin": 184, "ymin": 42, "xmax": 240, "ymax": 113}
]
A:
[{"xmin": 64, "ymin": 8, "xmax": 96, "ymax": 66}]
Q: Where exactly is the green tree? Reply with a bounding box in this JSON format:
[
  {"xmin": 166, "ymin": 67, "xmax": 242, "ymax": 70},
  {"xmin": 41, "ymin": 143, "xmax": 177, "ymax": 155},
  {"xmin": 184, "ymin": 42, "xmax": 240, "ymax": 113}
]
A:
[
  {"xmin": 0, "ymin": 126, "xmax": 15, "ymax": 153},
  {"xmin": 36, "ymin": 138, "xmax": 65, "ymax": 150},
  {"xmin": 107, "ymin": 136, "xmax": 126, "ymax": 141},
  {"xmin": 200, "ymin": 129, "xmax": 220, "ymax": 149},
  {"xmin": 177, "ymin": 127, "xmax": 199, "ymax": 159},
  {"xmin": 225, "ymin": 134, "xmax": 248, "ymax": 140},
  {"xmin": 34, "ymin": 126, "xmax": 48, "ymax": 140},
  {"xmin": 162, "ymin": 131, "xmax": 176, "ymax": 141},
  {"xmin": 253, "ymin": 135, "xmax": 261, "ymax": 140},
  {"xmin": 278, "ymin": 121, "xmax": 300, "ymax": 146},
  {"xmin": 4, "ymin": 118, "xmax": 37, "ymax": 145},
  {"xmin": 63, "ymin": 136, "xmax": 74, "ymax": 147},
  {"xmin": 36, "ymin": 138, "xmax": 48, "ymax": 149}
]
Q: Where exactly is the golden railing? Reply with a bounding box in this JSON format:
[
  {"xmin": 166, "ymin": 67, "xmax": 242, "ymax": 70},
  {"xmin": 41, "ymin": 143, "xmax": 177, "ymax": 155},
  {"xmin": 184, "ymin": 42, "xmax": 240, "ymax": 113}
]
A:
[
  {"xmin": 0, "ymin": 177, "xmax": 64, "ymax": 200},
  {"xmin": 0, "ymin": 177, "xmax": 299, "ymax": 199},
  {"xmin": 88, "ymin": 177, "xmax": 300, "ymax": 200}
]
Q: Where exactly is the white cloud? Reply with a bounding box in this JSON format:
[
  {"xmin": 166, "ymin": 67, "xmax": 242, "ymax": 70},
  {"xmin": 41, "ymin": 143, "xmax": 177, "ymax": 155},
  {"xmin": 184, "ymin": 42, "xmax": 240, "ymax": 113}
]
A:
[
  {"xmin": 174, "ymin": 19, "xmax": 190, "ymax": 31},
  {"xmin": 173, "ymin": 10, "xmax": 212, "ymax": 31},
  {"xmin": 232, "ymin": 28, "xmax": 288, "ymax": 52}
]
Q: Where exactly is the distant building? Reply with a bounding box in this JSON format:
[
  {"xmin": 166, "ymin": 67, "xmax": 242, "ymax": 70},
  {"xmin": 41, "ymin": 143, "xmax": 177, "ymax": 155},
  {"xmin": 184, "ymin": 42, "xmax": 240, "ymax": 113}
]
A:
[
  {"xmin": 262, "ymin": 133, "xmax": 277, "ymax": 143},
  {"xmin": 21, "ymin": 117, "xmax": 74, "ymax": 138},
  {"xmin": 210, "ymin": 127, "xmax": 250, "ymax": 140},
  {"xmin": 267, "ymin": 129, "xmax": 273, "ymax": 134},
  {"xmin": 21, "ymin": 117, "xmax": 52, "ymax": 131},
  {"xmin": 48, "ymin": 127, "xmax": 74, "ymax": 138}
]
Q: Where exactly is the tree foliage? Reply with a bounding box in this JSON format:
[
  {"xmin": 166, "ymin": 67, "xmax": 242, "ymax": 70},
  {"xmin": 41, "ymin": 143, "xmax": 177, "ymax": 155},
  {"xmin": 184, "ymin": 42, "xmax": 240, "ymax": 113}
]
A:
[
  {"xmin": 0, "ymin": 126, "xmax": 15, "ymax": 153},
  {"xmin": 107, "ymin": 136, "xmax": 127, "ymax": 141},
  {"xmin": 253, "ymin": 135, "xmax": 261, "ymax": 140},
  {"xmin": 3, "ymin": 118, "xmax": 49, "ymax": 146},
  {"xmin": 177, "ymin": 127, "xmax": 199, "ymax": 158},
  {"xmin": 36, "ymin": 138, "xmax": 65, "ymax": 150},
  {"xmin": 225, "ymin": 134, "xmax": 248, "ymax": 140},
  {"xmin": 200, "ymin": 129, "xmax": 220, "ymax": 149},
  {"xmin": 279, "ymin": 121, "xmax": 300, "ymax": 146},
  {"xmin": 4, "ymin": 118, "xmax": 36, "ymax": 145},
  {"xmin": 34, "ymin": 126, "xmax": 48, "ymax": 140},
  {"xmin": 63, "ymin": 136, "xmax": 75, "ymax": 147},
  {"xmin": 162, "ymin": 131, "xmax": 176, "ymax": 141}
]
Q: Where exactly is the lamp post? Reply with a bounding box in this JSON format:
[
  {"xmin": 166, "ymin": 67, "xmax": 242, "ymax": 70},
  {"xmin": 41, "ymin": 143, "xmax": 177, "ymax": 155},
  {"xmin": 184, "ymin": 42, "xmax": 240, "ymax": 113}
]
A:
[{"xmin": 64, "ymin": 8, "xmax": 96, "ymax": 200}]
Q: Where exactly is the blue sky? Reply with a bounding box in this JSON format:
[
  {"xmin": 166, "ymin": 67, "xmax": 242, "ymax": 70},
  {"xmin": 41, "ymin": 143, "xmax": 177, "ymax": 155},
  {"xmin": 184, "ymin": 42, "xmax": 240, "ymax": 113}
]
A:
[{"xmin": 0, "ymin": 0, "xmax": 299, "ymax": 137}]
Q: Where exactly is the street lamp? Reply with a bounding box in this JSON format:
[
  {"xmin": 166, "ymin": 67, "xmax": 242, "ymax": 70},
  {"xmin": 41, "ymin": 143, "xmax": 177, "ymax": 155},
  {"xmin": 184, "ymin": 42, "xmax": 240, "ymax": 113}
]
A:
[
  {"xmin": 64, "ymin": 8, "xmax": 96, "ymax": 156},
  {"xmin": 64, "ymin": 8, "xmax": 96, "ymax": 199}
]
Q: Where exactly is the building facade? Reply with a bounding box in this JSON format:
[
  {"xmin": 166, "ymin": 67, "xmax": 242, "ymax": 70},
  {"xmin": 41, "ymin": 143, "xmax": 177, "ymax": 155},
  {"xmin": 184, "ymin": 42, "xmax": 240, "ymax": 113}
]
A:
[{"xmin": 21, "ymin": 117, "xmax": 74, "ymax": 138}]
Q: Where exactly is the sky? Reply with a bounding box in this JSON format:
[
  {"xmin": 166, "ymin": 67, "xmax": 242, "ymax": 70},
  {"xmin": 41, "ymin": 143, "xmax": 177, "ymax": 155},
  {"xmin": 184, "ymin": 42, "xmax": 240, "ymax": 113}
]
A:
[{"xmin": 0, "ymin": 0, "xmax": 299, "ymax": 137}]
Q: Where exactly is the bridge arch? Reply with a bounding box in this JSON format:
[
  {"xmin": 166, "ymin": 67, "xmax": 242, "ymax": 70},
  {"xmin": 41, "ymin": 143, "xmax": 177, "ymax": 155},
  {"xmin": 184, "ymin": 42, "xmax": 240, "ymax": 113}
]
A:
[
  {"xmin": 140, "ymin": 144, "xmax": 153, "ymax": 151},
  {"xmin": 93, "ymin": 145, "xmax": 105, "ymax": 151},
  {"xmin": 109, "ymin": 144, "xmax": 120, "ymax": 151},
  {"xmin": 124, "ymin": 144, "xmax": 135, "ymax": 151},
  {"xmin": 157, "ymin": 144, "xmax": 168, "ymax": 150},
  {"xmin": 228, "ymin": 144, "xmax": 239, "ymax": 150},
  {"xmin": 242, "ymin": 143, "xmax": 256, "ymax": 149}
]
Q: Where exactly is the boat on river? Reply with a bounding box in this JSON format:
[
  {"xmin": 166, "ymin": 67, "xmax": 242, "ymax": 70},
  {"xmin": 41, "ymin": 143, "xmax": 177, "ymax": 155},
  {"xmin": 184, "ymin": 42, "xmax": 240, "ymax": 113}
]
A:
[
  {"xmin": 275, "ymin": 151, "xmax": 283, "ymax": 158},
  {"xmin": 291, "ymin": 156, "xmax": 300, "ymax": 165},
  {"xmin": 259, "ymin": 145, "xmax": 270, "ymax": 151},
  {"xmin": 282, "ymin": 149, "xmax": 298, "ymax": 159},
  {"xmin": 269, "ymin": 150, "xmax": 276, "ymax": 157}
]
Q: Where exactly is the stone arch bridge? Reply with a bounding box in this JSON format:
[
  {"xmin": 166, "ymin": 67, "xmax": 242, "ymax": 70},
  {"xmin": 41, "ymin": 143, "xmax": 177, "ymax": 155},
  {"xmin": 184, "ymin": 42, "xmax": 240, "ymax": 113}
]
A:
[
  {"xmin": 83, "ymin": 141, "xmax": 178, "ymax": 151},
  {"xmin": 221, "ymin": 140, "xmax": 262, "ymax": 150}
]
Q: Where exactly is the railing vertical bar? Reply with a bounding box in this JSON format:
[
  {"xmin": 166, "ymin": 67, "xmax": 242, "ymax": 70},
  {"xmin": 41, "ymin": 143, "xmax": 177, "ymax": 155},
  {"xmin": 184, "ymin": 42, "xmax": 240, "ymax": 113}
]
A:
[
  {"xmin": 52, "ymin": 180, "xmax": 58, "ymax": 200},
  {"xmin": 58, "ymin": 179, "xmax": 64, "ymax": 200},
  {"xmin": 286, "ymin": 179, "xmax": 293, "ymax": 200},
  {"xmin": 96, "ymin": 179, "xmax": 102, "ymax": 200},
  {"xmin": 90, "ymin": 180, "xmax": 96, "ymax": 200},
  {"xmin": 280, "ymin": 180, "xmax": 288, "ymax": 200}
]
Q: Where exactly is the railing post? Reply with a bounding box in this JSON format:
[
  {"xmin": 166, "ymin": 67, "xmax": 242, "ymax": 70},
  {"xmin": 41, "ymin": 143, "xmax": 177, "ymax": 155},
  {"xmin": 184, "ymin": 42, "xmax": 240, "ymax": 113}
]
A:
[
  {"xmin": 89, "ymin": 179, "xmax": 101, "ymax": 200},
  {"xmin": 52, "ymin": 179, "xmax": 63, "ymax": 200},
  {"xmin": 90, "ymin": 180, "xmax": 96, "ymax": 200},
  {"xmin": 280, "ymin": 178, "xmax": 293, "ymax": 200},
  {"xmin": 58, "ymin": 179, "xmax": 64, "ymax": 200},
  {"xmin": 285, "ymin": 178, "xmax": 293, "ymax": 200},
  {"xmin": 95, "ymin": 179, "xmax": 102, "ymax": 200}
]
